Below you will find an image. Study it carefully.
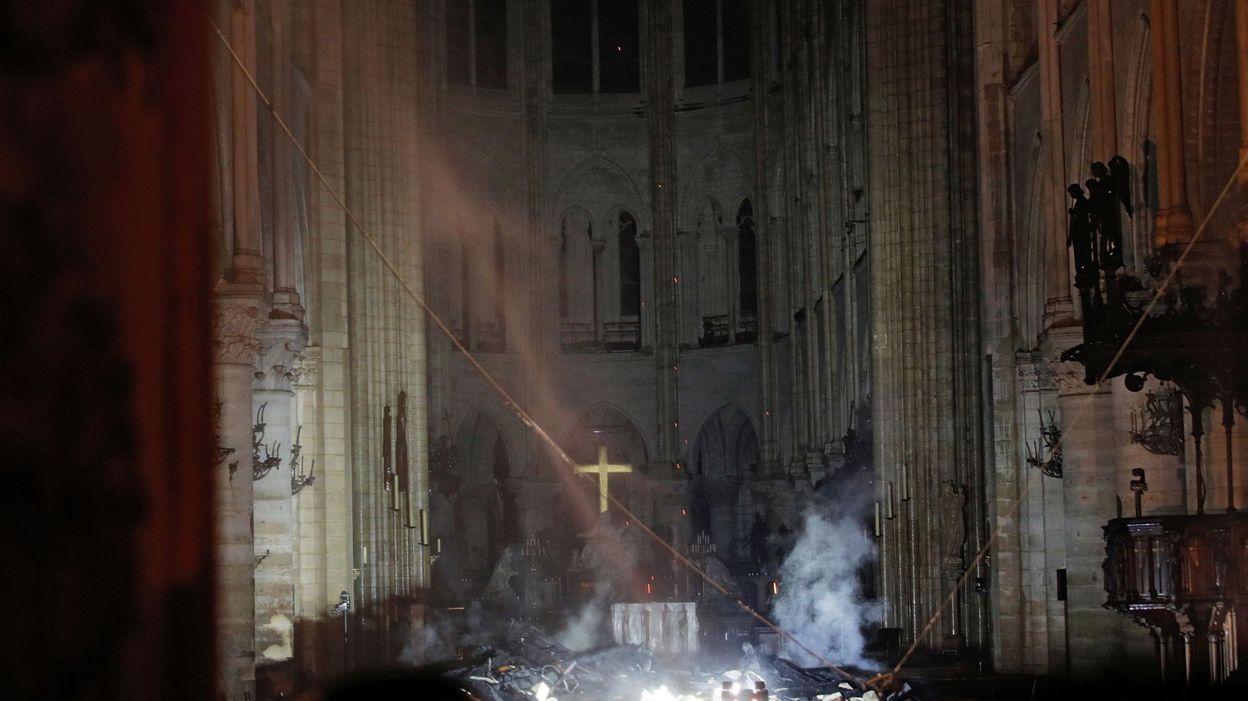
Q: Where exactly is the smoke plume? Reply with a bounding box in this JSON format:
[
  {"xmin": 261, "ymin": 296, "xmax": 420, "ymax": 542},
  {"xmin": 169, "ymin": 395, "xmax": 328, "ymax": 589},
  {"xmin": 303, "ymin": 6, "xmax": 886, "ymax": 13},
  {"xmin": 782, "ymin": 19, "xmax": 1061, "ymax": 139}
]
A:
[
  {"xmin": 554, "ymin": 592, "xmax": 608, "ymax": 651},
  {"xmin": 772, "ymin": 497, "xmax": 880, "ymax": 668}
]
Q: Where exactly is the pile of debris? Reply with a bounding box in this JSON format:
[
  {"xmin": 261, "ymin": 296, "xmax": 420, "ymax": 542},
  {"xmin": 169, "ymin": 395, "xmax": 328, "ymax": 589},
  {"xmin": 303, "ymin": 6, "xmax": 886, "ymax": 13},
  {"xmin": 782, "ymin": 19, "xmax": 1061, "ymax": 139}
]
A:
[{"xmin": 424, "ymin": 628, "xmax": 915, "ymax": 701}]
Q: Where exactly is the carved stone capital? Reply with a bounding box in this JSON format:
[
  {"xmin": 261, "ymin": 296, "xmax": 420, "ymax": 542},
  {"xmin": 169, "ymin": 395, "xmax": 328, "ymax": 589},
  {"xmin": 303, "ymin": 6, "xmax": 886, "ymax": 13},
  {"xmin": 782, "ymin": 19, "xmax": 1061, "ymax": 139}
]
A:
[
  {"xmin": 1041, "ymin": 327, "xmax": 1108, "ymax": 397},
  {"xmin": 1050, "ymin": 359, "xmax": 1105, "ymax": 397},
  {"xmin": 213, "ymin": 302, "xmax": 265, "ymax": 366},
  {"xmin": 254, "ymin": 321, "xmax": 307, "ymax": 391},
  {"xmin": 1016, "ymin": 351, "xmax": 1058, "ymax": 394},
  {"xmin": 291, "ymin": 346, "xmax": 320, "ymax": 389}
]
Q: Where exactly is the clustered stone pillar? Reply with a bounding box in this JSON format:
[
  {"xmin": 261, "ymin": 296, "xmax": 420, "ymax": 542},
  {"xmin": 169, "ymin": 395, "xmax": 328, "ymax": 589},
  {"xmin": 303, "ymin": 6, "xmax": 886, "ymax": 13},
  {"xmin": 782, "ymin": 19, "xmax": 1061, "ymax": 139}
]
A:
[
  {"xmin": 1087, "ymin": 0, "xmax": 1119, "ymax": 158},
  {"xmin": 1150, "ymin": 0, "xmax": 1193, "ymax": 245},
  {"xmin": 867, "ymin": 0, "xmax": 983, "ymax": 650},
  {"xmin": 642, "ymin": 0, "xmax": 682, "ymax": 471},
  {"xmin": 214, "ymin": 300, "xmax": 265, "ymax": 700},
  {"xmin": 253, "ymin": 324, "xmax": 305, "ymax": 668},
  {"xmin": 748, "ymin": 0, "xmax": 779, "ymax": 472},
  {"xmin": 1038, "ymin": 0, "xmax": 1073, "ymax": 323},
  {"xmin": 1237, "ymin": 0, "xmax": 1248, "ymax": 164},
  {"xmin": 1047, "ymin": 347, "xmax": 1122, "ymax": 677}
]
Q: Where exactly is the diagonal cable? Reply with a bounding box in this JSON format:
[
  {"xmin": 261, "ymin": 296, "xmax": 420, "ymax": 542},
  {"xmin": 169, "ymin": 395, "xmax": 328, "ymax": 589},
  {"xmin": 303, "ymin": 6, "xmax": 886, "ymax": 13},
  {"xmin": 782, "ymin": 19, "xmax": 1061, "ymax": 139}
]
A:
[
  {"xmin": 208, "ymin": 19, "xmax": 875, "ymax": 690},
  {"xmin": 872, "ymin": 151, "xmax": 1248, "ymax": 687}
]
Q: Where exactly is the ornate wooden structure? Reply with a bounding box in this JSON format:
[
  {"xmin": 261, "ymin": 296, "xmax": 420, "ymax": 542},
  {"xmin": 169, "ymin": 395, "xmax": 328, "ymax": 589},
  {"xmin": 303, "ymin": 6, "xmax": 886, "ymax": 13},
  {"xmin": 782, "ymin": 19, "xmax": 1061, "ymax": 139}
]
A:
[
  {"xmin": 1059, "ymin": 157, "xmax": 1248, "ymax": 683},
  {"xmin": 1103, "ymin": 513, "xmax": 1248, "ymax": 683}
]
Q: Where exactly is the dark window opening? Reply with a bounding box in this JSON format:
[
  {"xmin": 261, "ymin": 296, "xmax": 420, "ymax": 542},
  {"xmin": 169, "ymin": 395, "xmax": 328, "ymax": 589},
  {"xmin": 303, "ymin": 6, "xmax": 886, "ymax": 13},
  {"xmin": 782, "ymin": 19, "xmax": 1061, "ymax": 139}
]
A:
[
  {"xmin": 447, "ymin": 0, "xmax": 471, "ymax": 85},
  {"xmin": 619, "ymin": 212, "xmax": 640, "ymax": 316},
  {"xmin": 598, "ymin": 1, "xmax": 640, "ymax": 92},
  {"xmin": 475, "ymin": 0, "xmax": 508, "ymax": 89},
  {"xmin": 683, "ymin": 0, "xmax": 717, "ymax": 87},
  {"xmin": 446, "ymin": 0, "xmax": 508, "ymax": 89},
  {"xmin": 552, "ymin": 0, "xmax": 593, "ymax": 93},
  {"xmin": 684, "ymin": 0, "xmax": 751, "ymax": 86},
  {"xmin": 722, "ymin": 0, "xmax": 750, "ymax": 81},
  {"xmin": 737, "ymin": 199, "xmax": 756, "ymax": 315}
]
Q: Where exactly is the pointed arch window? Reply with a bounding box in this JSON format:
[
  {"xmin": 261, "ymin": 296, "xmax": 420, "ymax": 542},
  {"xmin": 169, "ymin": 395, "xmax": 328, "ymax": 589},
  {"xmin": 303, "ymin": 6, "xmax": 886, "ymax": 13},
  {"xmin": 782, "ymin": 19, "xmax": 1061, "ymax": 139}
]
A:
[
  {"xmin": 552, "ymin": 0, "xmax": 640, "ymax": 93},
  {"xmin": 683, "ymin": 0, "xmax": 750, "ymax": 87},
  {"xmin": 618, "ymin": 211, "xmax": 640, "ymax": 316},
  {"xmin": 446, "ymin": 0, "xmax": 509, "ymax": 89}
]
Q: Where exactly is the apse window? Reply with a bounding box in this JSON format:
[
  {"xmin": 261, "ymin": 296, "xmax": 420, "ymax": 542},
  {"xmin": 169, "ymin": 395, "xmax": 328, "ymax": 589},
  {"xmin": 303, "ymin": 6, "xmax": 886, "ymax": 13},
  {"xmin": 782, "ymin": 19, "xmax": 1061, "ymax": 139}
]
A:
[
  {"xmin": 446, "ymin": 0, "xmax": 509, "ymax": 89},
  {"xmin": 683, "ymin": 0, "xmax": 750, "ymax": 87},
  {"xmin": 551, "ymin": 0, "xmax": 640, "ymax": 94}
]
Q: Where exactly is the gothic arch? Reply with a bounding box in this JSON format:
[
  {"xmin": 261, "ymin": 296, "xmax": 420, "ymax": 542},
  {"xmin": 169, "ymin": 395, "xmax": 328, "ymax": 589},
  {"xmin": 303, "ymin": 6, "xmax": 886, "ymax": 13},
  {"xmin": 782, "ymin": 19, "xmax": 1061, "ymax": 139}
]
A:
[
  {"xmin": 559, "ymin": 403, "xmax": 650, "ymax": 468},
  {"xmin": 452, "ymin": 408, "xmax": 517, "ymax": 481},
  {"xmin": 679, "ymin": 144, "xmax": 751, "ymax": 232},
  {"xmin": 690, "ymin": 402, "xmax": 759, "ymax": 478},
  {"xmin": 446, "ymin": 408, "xmax": 519, "ymax": 581},
  {"xmin": 689, "ymin": 403, "xmax": 759, "ymax": 556},
  {"xmin": 549, "ymin": 156, "xmax": 644, "ymax": 231}
]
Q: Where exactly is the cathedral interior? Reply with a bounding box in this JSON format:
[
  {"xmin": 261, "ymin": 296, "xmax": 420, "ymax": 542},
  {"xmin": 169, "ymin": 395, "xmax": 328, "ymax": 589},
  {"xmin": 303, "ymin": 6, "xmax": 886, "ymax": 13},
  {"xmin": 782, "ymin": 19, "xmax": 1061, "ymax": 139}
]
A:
[{"xmin": 6, "ymin": 0, "xmax": 1248, "ymax": 699}]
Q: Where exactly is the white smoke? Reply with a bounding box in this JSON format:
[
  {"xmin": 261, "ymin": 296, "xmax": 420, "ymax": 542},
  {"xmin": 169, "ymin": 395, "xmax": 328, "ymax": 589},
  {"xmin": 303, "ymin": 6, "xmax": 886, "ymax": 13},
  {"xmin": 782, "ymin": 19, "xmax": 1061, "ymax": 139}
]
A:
[
  {"xmin": 554, "ymin": 593, "xmax": 607, "ymax": 651},
  {"xmin": 772, "ymin": 502, "xmax": 880, "ymax": 668}
]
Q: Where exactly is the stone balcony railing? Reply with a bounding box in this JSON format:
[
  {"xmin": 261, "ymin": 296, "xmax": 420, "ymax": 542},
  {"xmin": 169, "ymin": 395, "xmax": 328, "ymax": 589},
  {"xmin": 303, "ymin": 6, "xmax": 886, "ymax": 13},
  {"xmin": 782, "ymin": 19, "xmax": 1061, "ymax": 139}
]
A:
[
  {"xmin": 559, "ymin": 322, "xmax": 598, "ymax": 353},
  {"xmin": 602, "ymin": 321, "xmax": 640, "ymax": 352}
]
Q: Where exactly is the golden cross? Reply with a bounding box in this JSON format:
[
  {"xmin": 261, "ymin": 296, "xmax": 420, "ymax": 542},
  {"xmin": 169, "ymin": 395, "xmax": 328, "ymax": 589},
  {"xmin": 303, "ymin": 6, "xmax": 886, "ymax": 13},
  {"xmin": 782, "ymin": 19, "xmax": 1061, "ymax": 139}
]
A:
[{"xmin": 575, "ymin": 446, "xmax": 633, "ymax": 513}]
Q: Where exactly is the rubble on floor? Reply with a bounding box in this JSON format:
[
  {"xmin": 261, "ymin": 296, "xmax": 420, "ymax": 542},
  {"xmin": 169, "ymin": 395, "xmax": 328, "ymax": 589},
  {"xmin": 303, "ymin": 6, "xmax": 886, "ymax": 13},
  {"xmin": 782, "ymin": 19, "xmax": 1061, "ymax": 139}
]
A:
[{"xmin": 425, "ymin": 628, "xmax": 915, "ymax": 701}]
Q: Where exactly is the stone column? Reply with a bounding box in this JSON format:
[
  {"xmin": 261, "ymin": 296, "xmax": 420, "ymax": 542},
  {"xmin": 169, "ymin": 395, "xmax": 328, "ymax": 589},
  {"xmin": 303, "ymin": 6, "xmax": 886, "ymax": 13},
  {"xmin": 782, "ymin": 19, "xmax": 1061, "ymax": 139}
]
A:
[
  {"xmin": 290, "ymin": 346, "xmax": 325, "ymax": 674},
  {"xmin": 867, "ymin": 0, "xmax": 982, "ymax": 650},
  {"xmin": 1087, "ymin": 0, "xmax": 1119, "ymax": 157},
  {"xmin": 224, "ymin": 0, "xmax": 265, "ymax": 286},
  {"xmin": 1236, "ymin": 0, "xmax": 1248, "ymax": 163},
  {"xmin": 1150, "ymin": 0, "xmax": 1193, "ymax": 245},
  {"xmin": 1046, "ymin": 331, "xmax": 1148, "ymax": 678},
  {"xmin": 1038, "ymin": 0, "xmax": 1073, "ymax": 323},
  {"xmin": 642, "ymin": 0, "xmax": 681, "ymax": 470},
  {"xmin": 268, "ymin": 0, "xmax": 303, "ymax": 319},
  {"xmin": 213, "ymin": 299, "xmax": 265, "ymax": 700},
  {"xmin": 749, "ymin": 0, "xmax": 779, "ymax": 471},
  {"xmin": 253, "ymin": 321, "xmax": 305, "ymax": 675},
  {"xmin": 520, "ymin": 0, "xmax": 550, "ymax": 461}
]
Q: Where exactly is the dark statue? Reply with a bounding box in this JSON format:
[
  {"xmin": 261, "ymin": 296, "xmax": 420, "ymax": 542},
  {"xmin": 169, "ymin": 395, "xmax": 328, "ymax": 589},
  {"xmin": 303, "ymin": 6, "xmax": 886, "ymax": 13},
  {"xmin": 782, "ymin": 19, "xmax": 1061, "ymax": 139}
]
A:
[
  {"xmin": 1067, "ymin": 183, "xmax": 1098, "ymax": 288},
  {"xmin": 1090, "ymin": 160, "xmax": 1127, "ymax": 271},
  {"xmin": 1108, "ymin": 155, "xmax": 1133, "ymax": 217},
  {"xmin": 1067, "ymin": 156, "xmax": 1134, "ymax": 331}
]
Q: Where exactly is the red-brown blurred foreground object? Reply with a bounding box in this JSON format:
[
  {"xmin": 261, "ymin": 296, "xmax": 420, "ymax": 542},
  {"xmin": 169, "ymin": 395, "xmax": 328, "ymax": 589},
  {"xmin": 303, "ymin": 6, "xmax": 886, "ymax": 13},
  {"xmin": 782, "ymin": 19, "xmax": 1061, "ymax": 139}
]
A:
[{"xmin": 0, "ymin": 2, "xmax": 216, "ymax": 699}]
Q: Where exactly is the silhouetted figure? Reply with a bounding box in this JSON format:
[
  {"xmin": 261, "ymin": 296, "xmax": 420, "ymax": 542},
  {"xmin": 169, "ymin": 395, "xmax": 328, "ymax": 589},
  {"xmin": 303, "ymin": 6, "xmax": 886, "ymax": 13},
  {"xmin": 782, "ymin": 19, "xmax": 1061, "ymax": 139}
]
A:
[
  {"xmin": 1090, "ymin": 161, "xmax": 1125, "ymax": 271},
  {"xmin": 1108, "ymin": 154, "xmax": 1133, "ymax": 217},
  {"xmin": 1067, "ymin": 183, "xmax": 1098, "ymax": 288}
]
